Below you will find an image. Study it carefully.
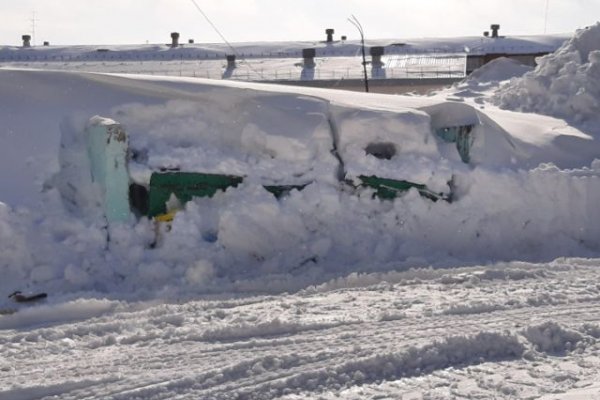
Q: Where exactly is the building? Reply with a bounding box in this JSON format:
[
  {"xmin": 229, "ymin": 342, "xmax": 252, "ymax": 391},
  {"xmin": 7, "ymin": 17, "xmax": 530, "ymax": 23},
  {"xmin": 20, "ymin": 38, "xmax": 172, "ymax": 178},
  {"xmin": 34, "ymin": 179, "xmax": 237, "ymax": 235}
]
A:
[{"xmin": 0, "ymin": 25, "xmax": 570, "ymax": 94}]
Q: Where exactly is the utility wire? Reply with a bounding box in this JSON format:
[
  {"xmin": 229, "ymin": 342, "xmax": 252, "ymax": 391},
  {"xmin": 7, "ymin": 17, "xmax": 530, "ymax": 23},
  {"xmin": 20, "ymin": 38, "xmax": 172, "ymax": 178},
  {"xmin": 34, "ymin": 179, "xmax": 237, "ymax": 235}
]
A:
[
  {"xmin": 544, "ymin": 0, "xmax": 550, "ymax": 34},
  {"xmin": 188, "ymin": 0, "xmax": 267, "ymax": 80},
  {"xmin": 348, "ymin": 15, "xmax": 369, "ymax": 92}
]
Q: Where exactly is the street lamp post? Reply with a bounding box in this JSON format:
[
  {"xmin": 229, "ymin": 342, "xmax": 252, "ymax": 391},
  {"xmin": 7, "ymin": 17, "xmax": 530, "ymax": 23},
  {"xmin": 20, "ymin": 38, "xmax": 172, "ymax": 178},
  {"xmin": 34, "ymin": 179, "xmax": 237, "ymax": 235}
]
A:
[{"xmin": 348, "ymin": 15, "xmax": 369, "ymax": 93}]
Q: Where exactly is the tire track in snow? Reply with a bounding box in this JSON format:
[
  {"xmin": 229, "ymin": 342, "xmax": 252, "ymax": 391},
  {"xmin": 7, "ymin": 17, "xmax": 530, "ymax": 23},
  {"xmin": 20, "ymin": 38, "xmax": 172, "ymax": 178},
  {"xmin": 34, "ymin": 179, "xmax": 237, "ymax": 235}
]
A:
[
  {"xmin": 54, "ymin": 301, "xmax": 600, "ymax": 400},
  {"xmin": 3, "ymin": 265, "xmax": 600, "ymax": 399}
]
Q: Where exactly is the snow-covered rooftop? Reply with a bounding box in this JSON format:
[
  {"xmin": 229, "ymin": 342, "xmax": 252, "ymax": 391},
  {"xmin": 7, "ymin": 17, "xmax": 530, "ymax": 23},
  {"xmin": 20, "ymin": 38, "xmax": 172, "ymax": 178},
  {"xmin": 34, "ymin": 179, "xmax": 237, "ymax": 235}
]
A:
[{"xmin": 0, "ymin": 33, "xmax": 570, "ymax": 82}]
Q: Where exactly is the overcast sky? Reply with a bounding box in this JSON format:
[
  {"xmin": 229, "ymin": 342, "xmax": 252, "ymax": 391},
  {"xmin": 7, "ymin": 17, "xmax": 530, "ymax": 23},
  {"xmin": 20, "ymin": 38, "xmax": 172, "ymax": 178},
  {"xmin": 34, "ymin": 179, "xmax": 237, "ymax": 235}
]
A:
[{"xmin": 1, "ymin": 0, "xmax": 597, "ymax": 46}]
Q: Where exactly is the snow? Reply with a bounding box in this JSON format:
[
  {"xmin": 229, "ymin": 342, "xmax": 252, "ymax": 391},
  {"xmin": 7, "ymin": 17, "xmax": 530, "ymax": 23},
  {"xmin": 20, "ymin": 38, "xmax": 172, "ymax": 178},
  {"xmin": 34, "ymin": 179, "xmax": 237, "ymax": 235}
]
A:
[
  {"xmin": 494, "ymin": 22, "xmax": 600, "ymax": 130},
  {"xmin": 0, "ymin": 32, "xmax": 570, "ymax": 83},
  {"xmin": 1, "ymin": 25, "xmax": 600, "ymax": 399}
]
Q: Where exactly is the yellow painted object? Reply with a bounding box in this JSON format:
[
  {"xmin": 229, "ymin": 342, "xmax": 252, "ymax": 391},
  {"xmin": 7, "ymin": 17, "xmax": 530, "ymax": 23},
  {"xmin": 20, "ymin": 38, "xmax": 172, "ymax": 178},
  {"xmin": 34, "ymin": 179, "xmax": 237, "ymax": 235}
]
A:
[
  {"xmin": 155, "ymin": 211, "xmax": 177, "ymax": 223},
  {"xmin": 152, "ymin": 210, "xmax": 178, "ymax": 247}
]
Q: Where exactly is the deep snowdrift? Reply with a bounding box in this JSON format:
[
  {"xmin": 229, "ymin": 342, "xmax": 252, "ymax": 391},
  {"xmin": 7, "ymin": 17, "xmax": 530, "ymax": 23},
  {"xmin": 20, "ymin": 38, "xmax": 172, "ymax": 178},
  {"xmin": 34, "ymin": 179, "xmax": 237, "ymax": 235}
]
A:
[
  {"xmin": 494, "ymin": 22, "xmax": 600, "ymax": 132},
  {"xmin": 0, "ymin": 24, "xmax": 599, "ymax": 301}
]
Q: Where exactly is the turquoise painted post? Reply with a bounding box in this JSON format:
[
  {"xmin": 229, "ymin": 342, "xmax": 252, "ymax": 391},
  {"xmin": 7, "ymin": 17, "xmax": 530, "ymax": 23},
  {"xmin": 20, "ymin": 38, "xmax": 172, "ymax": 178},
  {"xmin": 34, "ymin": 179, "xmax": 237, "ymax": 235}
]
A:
[
  {"xmin": 86, "ymin": 118, "xmax": 131, "ymax": 223},
  {"xmin": 435, "ymin": 125, "xmax": 474, "ymax": 164}
]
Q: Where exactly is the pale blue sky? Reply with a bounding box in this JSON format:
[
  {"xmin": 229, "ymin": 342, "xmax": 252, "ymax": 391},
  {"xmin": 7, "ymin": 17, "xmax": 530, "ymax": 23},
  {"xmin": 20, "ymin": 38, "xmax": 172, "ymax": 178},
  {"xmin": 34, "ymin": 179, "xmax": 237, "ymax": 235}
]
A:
[{"xmin": 1, "ymin": 0, "xmax": 597, "ymax": 46}]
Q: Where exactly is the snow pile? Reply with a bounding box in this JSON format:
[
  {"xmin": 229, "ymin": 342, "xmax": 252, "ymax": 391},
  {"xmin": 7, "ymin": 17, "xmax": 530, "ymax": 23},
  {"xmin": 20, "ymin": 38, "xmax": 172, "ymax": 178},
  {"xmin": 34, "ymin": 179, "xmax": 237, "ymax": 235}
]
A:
[
  {"xmin": 0, "ymin": 51, "xmax": 600, "ymax": 299},
  {"xmin": 115, "ymin": 95, "xmax": 337, "ymax": 186},
  {"xmin": 468, "ymin": 57, "xmax": 533, "ymax": 84},
  {"xmin": 332, "ymin": 105, "xmax": 453, "ymax": 192},
  {"xmin": 494, "ymin": 23, "xmax": 600, "ymax": 130}
]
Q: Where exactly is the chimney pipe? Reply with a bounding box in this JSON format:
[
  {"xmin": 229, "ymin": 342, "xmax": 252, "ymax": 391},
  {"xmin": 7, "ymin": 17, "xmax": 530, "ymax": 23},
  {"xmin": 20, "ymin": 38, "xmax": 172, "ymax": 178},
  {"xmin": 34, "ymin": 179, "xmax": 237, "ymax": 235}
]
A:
[
  {"xmin": 490, "ymin": 24, "xmax": 500, "ymax": 38},
  {"xmin": 22, "ymin": 35, "xmax": 31, "ymax": 48},
  {"xmin": 370, "ymin": 46, "xmax": 384, "ymax": 66},
  {"xmin": 325, "ymin": 28, "xmax": 335, "ymax": 43},
  {"xmin": 226, "ymin": 54, "xmax": 236, "ymax": 69},
  {"xmin": 302, "ymin": 48, "xmax": 316, "ymax": 67},
  {"xmin": 170, "ymin": 32, "xmax": 180, "ymax": 48}
]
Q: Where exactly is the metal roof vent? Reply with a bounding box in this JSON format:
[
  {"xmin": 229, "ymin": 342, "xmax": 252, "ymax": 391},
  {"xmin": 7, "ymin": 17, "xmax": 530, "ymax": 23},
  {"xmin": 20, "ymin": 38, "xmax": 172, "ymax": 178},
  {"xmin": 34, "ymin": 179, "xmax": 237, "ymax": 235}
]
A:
[
  {"xmin": 491, "ymin": 24, "xmax": 500, "ymax": 38},
  {"xmin": 22, "ymin": 35, "xmax": 31, "ymax": 48},
  {"xmin": 226, "ymin": 54, "xmax": 236, "ymax": 69},
  {"xmin": 325, "ymin": 28, "xmax": 335, "ymax": 42},
  {"xmin": 170, "ymin": 32, "xmax": 180, "ymax": 48},
  {"xmin": 302, "ymin": 48, "xmax": 316, "ymax": 67}
]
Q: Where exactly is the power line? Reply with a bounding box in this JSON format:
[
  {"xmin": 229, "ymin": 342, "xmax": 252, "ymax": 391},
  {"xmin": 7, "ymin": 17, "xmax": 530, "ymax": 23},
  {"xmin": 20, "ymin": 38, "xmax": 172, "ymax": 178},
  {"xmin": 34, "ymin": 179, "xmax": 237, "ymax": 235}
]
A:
[
  {"xmin": 188, "ymin": 0, "xmax": 266, "ymax": 80},
  {"xmin": 188, "ymin": 0, "xmax": 234, "ymax": 53},
  {"xmin": 544, "ymin": 0, "xmax": 550, "ymax": 34},
  {"xmin": 348, "ymin": 15, "xmax": 369, "ymax": 93}
]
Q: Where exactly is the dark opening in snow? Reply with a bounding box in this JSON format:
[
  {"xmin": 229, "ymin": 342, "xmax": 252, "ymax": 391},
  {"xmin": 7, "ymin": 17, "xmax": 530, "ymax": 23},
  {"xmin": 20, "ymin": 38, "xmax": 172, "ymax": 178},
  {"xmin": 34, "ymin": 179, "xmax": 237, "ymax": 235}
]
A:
[{"xmin": 365, "ymin": 142, "xmax": 396, "ymax": 160}]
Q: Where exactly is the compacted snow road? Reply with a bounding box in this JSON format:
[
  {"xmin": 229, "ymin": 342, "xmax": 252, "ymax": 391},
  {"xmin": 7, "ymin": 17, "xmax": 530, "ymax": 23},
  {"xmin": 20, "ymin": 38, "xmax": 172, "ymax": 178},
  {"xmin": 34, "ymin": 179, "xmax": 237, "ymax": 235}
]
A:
[{"xmin": 2, "ymin": 258, "xmax": 600, "ymax": 399}]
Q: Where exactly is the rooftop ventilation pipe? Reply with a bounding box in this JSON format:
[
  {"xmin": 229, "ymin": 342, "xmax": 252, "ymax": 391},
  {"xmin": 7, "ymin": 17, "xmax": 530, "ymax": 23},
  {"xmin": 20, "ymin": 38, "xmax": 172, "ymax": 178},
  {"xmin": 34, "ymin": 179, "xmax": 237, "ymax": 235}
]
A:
[
  {"xmin": 483, "ymin": 31, "xmax": 490, "ymax": 37},
  {"xmin": 223, "ymin": 55, "xmax": 236, "ymax": 79},
  {"xmin": 170, "ymin": 32, "xmax": 180, "ymax": 48},
  {"xmin": 226, "ymin": 55, "xmax": 236, "ymax": 69},
  {"xmin": 370, "ymin": 46, "xmax": 385, "ymax": 78},
  {"xmin": 302, "ymin": 48, "xmax": 316, "ymax": 67},
  {"xmin": 325, "ymin": 28, "xmax": 335, "ymax": 42},
  {"xmin": 370, "ymin": 46, "xmax": 384, "ymax": 66},
  {"xmin": 491, "ymin": 24, "xmax": 500, "ymax": 38},
  {"xmin": 43, "ymin": 41, "xmax": 50, "ymax": 46},
  {"xmin": 22, "ymin": 35, "xmax": 31, "ymax": 48},
  {"xmin": 188, "ymin": 39, "xmax": 194, "ymax": 44}
]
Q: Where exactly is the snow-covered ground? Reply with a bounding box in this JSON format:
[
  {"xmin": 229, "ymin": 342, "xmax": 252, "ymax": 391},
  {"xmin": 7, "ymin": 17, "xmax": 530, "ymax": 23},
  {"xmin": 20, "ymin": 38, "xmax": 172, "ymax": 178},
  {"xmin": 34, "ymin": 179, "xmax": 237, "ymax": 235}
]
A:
[
  {"xmin": 2, "ymin": 259, "xmax": 600, "ymax": 399},
  {"xmin": 1, "ymin": 24, "xmax": 600, "ymax": 399}
]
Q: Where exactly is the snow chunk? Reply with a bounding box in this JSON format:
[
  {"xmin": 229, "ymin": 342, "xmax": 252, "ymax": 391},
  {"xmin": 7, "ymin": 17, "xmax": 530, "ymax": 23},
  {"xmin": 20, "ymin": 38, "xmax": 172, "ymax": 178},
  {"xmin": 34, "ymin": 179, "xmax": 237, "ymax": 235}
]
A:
[{"xmin": 522, "ymin": 321, "xmax": 583, "ymax": 355}]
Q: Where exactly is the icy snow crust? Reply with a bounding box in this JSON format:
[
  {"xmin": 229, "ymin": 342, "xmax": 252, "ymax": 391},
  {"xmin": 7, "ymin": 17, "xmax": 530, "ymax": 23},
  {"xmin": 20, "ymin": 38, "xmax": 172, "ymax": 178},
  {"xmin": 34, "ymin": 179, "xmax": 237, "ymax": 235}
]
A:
[{"xmin": 1, "ymin": 26, "xmax": 600, "ymax": 400}]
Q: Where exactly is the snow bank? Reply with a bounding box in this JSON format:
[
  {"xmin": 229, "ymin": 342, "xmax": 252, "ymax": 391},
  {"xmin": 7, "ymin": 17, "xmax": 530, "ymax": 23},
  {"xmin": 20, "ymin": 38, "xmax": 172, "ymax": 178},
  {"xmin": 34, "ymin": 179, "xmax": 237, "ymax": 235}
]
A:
[
  {"xmin": 0, "ymin": 62, "xmax": 599, "ymax": 298},
  {"xmin": 2, "ymin": 155, "xmax": 599, "ymax": 298},
  {"xmin": 494, "ymin": 23, "xmax": 600, "ymax": 131},
  {"xmin": 468, "ymin": 57, "xmax": 533, "ymax": 84}
]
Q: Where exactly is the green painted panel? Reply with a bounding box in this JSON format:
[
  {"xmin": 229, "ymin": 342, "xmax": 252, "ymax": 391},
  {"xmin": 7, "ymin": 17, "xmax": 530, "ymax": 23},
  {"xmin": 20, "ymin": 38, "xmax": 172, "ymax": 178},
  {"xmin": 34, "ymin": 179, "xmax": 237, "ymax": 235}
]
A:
[
  {"xmin": 263, "ymin": 183, "xmax": 309, "ymax": 199},
  {"xmin": 148, "ymin": 172, "xmax": 243, "ymax": 217},
  {"xmin": 358, "ymin": 175, "xmax": 446, "ymax": 202}
]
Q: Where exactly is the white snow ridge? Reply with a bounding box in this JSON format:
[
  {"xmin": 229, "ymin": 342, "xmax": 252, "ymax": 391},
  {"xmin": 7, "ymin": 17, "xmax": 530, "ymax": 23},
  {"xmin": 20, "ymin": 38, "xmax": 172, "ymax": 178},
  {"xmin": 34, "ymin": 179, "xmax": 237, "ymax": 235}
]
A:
[{"xmin": 1, "ymin": 24, "xmax": 600, "ymax": 399}]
